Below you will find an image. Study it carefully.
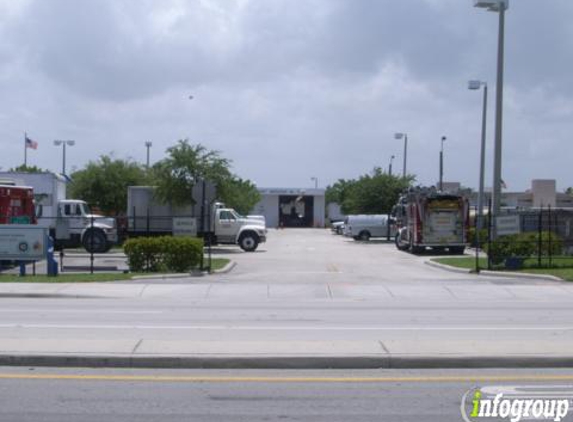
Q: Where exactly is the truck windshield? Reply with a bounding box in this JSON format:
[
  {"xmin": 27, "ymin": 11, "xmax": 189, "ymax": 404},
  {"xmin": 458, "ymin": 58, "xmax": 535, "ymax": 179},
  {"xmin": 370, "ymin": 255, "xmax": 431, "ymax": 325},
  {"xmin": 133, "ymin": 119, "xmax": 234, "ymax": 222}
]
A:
[{"xmin": 80, "ymin": 203, "xmax": 92, "ymax": 215}]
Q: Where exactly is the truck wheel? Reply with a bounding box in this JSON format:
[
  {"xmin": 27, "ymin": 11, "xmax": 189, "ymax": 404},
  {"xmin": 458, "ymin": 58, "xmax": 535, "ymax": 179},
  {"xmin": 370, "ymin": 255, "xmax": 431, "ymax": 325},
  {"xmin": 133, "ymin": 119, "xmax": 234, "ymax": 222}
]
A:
[
  {"xmin": 83, "ymin": 230, "xmax": 107, "ymax": 254},
  {"xmin": 239, "ymin": 232, "xmax": 259, "ymax": 252},
  {"xmin": 395, "ymin": 232, "xmax": 409, "ymax": 251},
  {"xmin": 358, "ymin": 231, "xmax": 371, "ymax": 241}
]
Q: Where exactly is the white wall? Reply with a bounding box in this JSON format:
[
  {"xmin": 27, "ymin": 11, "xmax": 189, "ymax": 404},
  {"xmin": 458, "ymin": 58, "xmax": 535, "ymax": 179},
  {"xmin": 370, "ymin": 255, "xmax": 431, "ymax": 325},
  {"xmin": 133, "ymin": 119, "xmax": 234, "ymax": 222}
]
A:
[
  {"xmin": 313, "ymin": 195, "xmax": 325, "ymax": 227},
  {"xmin": 252, "ymin": 195, "xmax": 279, "ymax": 228}
]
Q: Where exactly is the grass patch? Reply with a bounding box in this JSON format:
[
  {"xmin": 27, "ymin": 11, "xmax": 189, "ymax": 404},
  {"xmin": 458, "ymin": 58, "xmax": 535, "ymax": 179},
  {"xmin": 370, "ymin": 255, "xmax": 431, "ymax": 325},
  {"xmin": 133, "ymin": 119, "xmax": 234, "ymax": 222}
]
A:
[
  {"xmin": 433, "ymin": 257, "xmax": 573, "ymax": 281},
  {"xmin": 207, "ymin": 258, "xmax": 231, "ymax": 272}
]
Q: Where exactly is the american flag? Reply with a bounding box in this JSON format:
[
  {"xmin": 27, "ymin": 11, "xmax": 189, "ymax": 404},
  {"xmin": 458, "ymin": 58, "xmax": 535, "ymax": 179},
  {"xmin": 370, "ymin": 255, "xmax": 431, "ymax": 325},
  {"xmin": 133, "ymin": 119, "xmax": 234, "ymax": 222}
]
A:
[{"xmin": 25, "ymin": 136, "xmax": 38, "ymax": 150}]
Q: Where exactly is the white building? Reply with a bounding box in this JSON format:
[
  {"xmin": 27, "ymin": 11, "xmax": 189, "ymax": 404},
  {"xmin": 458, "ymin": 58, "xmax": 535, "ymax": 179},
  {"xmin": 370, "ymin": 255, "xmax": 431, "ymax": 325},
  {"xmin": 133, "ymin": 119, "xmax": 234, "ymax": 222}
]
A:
[{"xmin": 252, "ymin": 188, "xmax": 326, "ymax": 228}]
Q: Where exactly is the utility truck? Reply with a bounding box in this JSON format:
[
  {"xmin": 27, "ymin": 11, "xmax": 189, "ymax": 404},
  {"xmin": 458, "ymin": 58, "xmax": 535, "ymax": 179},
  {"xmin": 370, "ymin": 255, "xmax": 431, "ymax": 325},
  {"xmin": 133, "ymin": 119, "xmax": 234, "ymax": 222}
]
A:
[
  {"xmin": 127, "ymin": 186, "xmax": 267, "ymax": 252},
  {"xmin": 393, "ymin": 187, "xmax": 469, "ymax": 254},
  {"xmin": 0, "ymin": 184, "xmax": 36, "ymax": 224},
  {"xmin": 0, "ymin": 172, "xmax": 117, "ymax": 253}
]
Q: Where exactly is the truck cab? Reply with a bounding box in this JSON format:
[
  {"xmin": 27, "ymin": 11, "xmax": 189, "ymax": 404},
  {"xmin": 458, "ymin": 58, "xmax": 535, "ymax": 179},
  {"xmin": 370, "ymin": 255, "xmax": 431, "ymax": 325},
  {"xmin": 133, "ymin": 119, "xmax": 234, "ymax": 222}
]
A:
[
  {"xmin": 213, "ymin": 207, "xmax": 267, "ymax": 252},
  {"xmin": 49, "ymin": 200, "xmax": 118, "ymax": 253}
]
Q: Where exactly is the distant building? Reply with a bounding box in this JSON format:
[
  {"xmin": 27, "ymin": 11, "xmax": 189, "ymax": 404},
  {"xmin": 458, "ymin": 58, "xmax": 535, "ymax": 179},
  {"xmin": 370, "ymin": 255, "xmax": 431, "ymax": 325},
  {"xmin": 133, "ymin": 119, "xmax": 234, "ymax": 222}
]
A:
[
  {"xmin": 252, "ymin": 188, "xmax": 326, "ymax": 228},
  {"xmin": 470, "ymin": 179, "xmax": 573, "ymax": 209}
]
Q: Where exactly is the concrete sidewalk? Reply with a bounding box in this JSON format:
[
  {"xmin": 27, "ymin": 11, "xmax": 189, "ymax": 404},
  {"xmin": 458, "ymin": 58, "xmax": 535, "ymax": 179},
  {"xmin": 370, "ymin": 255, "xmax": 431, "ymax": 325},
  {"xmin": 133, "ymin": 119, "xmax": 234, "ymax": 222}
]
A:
[{"xmin": 2, "ymin": 338, "xmax": 573, "ymax": 369}]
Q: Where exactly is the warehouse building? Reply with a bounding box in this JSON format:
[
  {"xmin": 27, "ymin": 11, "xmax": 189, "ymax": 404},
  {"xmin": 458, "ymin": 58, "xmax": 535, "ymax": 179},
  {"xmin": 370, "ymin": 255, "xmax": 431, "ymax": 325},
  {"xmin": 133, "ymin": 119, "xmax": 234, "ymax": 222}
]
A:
[{"xmin": 252, "ymin": 188, "xmax": 326, "ymax": 228}]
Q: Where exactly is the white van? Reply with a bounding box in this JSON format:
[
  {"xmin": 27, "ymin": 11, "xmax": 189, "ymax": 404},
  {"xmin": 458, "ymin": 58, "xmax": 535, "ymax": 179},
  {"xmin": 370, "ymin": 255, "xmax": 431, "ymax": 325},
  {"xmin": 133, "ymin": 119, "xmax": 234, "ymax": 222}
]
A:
[{"xmin": 343, "ymin": 214, "xmax": 396, "ymax": 241}]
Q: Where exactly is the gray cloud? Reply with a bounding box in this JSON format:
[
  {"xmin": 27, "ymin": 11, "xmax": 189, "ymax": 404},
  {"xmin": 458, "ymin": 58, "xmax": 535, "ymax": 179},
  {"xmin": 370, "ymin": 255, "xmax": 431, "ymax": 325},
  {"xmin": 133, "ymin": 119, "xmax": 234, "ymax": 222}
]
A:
[{"xmin": 0, "ymin": 0, "xmax": 572, "ymax": 192}]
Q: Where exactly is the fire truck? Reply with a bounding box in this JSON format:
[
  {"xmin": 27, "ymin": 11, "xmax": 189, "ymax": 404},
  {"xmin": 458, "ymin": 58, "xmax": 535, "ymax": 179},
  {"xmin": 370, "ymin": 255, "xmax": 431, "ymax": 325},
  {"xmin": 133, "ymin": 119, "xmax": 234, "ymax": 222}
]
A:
[
  {"xmin": 0, "ymin": 184, "xmax": 36, "ymax": 225},
  {"xmin": 393, "ymin": 187, "xmax": 469, "ymax": 254}
]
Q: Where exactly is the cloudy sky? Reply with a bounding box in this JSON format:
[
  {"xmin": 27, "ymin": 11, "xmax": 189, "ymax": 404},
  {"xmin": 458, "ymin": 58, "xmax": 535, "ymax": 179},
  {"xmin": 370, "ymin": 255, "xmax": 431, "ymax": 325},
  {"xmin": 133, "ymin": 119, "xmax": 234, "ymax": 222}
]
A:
[{"xmin": 0, "ymin": 0, "xmax": 571, "ymax": 192}]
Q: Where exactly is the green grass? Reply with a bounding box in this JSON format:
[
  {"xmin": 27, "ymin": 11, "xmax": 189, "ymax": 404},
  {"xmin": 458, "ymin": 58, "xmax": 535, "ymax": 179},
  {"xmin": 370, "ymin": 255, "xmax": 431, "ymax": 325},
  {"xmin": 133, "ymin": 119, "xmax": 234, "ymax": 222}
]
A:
[
  {"xmin": 0, "ymin": 257, "xmax": 231, "ymax": 282},
  {"xmin": 433, "ymin": 257, "xmax": 573, "ymax": 281},
  {"xmin": 208, "ymin": 258, "xmax": 231, "ymax": 272}
]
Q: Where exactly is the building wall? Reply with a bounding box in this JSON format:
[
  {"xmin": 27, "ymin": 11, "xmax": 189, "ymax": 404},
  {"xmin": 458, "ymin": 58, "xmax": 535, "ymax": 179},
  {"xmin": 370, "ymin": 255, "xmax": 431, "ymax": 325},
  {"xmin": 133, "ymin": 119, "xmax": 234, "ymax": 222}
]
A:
[
  {"xmin": 313, "ymin": 195, "xmax": 325, "ymax": 227},
  {"xmin": 252, "ymin": 194, "xmax": 279, "ymax": 228}
]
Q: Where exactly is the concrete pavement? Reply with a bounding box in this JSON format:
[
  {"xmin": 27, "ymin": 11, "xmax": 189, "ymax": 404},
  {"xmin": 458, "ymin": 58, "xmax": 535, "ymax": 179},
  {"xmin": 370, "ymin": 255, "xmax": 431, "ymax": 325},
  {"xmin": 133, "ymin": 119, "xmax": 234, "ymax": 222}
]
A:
[{"xmin": 1, "ymin": 229, "xmax": 572, "ymax": 368}]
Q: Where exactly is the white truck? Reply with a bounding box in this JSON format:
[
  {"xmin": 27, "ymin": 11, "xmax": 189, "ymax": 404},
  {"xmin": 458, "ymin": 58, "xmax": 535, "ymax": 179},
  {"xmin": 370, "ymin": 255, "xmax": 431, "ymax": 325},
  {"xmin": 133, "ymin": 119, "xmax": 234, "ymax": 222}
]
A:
[
  {"xmin": 0, "ymin": 172, "xmax": 118, "ymax": 253},
  {"xmin": 127, "ymin": 186, "xmax": 267, "ymax": 252}
]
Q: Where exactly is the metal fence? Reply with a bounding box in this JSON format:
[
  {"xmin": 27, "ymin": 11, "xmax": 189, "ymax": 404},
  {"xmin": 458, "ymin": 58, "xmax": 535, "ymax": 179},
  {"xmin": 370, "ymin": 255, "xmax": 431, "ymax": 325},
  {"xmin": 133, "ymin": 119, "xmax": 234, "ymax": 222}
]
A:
[{"xmin": 475, "ymin": 206, "xmax": 573, "ymax": 270}]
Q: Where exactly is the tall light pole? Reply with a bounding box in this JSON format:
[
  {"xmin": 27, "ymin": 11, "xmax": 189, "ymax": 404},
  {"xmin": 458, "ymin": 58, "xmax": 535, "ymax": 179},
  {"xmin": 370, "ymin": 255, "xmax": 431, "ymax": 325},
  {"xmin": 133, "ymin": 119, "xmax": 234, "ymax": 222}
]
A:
[
  {"xmin": 469, "ymin": 80, "xmax": 488, "ymax": 232},
  {"xmin": 388, "ymin": 155, "xmax": 395, "ymax": 177},
  {"xmin": 53, "ymin": 140, "xmax": 75, "ymax": 176},
  {"xmin": 394, "ymin": 133, "xmax": 408, "ymax": 178},
  {"xmin": 474, "ymin": 0, "xmax": 508, "ymax": 236},
  {"xmin": 145, "ymin": 141, "xmax": 153, "ymax": 169},
  {"xmin": 439, "ymin": 136, "xmax": 446, "ymax": 191},
  {"xmin": 310, "ymin": 177, "xmax": 318, "ymax": 189}
]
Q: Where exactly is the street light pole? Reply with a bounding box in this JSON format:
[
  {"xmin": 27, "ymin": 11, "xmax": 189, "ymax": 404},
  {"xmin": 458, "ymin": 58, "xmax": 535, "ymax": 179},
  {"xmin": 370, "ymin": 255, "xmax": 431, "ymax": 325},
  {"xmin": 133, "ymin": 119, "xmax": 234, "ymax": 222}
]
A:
[
  {"xmin": 389, "ymin": 155, "xmax": 395, "ymax": 177},
  {"xmin": 53, "ymin": 140, "xmax": 76, "ymax": 176},
  {"xmin": 475, "ymin": 0, "xmax": 509, "ymax": 237},
  {"xmin": 394, "ymin": 133, "xmax": 408, "ymax": 178},
  {"xmin": 145, "ymin": 141, "xmax": 153, "ymax": 169},
  {"xmin": 469, "ymin": 80, "xmax": 488, "ymax": 232},
  {"xmin": 311, "ymin": 177, "xmax": 318, "ymax": 189},
  {"xmin": 439, "ymin": 136, "xmax": 446, "ymax": 191}
]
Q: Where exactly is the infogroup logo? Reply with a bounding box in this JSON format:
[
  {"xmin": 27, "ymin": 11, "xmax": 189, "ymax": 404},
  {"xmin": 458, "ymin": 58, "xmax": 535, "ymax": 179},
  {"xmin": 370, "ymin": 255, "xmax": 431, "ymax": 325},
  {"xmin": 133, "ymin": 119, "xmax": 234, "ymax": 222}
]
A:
[{"xmin": 461, "ymin": 386, "xmax": 572, "ymax": 422}]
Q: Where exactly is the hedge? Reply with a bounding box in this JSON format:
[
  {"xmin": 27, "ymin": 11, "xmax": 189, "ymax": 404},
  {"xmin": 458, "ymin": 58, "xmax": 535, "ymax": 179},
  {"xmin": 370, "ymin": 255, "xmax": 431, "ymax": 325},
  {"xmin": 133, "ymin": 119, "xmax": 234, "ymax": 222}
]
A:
[
  {"xmin": 483, "ymin": 231, "xmax": 563, "ymax": 265},
  {"xmin": 123, "ymin": 236, "xmax": 204, "ymax": 272}
]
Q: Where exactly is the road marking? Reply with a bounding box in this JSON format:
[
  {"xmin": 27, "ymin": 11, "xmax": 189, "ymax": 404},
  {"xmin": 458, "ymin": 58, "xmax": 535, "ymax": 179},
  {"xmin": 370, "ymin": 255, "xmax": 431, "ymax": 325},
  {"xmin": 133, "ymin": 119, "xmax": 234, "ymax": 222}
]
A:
[
  {"xmin": 2, "ymin": 374, "xmax": 573, "ymax": 383},
  {"xmin": 0, "ymin": 310, "xmax": 162, "ymax": 315},
  {"xmin": 0, "ymin": 324, "xmax": 572, "ymax": 331}
]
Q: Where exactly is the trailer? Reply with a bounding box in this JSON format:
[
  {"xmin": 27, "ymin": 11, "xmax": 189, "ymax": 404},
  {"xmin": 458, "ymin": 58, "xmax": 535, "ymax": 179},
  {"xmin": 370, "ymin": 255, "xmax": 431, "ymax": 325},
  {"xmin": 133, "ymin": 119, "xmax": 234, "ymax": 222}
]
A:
[
  {"xmin": 393, "ymin": 187, "xmax": 469, "ymax": 254},
  {"xmin": 126, "ymin": 186, "xmax": 267, "ymax": 252}
]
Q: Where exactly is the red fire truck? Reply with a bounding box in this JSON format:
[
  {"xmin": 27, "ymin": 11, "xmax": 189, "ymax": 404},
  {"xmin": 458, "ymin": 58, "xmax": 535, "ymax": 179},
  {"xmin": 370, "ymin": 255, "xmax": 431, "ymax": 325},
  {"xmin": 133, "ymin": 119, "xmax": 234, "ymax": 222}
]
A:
[
  {"xmin": 393, "ymin": 188, "xmax": 469, "ymax": 254},
  {"xmin": 0, "ymin": 184, "xmax": 36, "ymax": 225}
]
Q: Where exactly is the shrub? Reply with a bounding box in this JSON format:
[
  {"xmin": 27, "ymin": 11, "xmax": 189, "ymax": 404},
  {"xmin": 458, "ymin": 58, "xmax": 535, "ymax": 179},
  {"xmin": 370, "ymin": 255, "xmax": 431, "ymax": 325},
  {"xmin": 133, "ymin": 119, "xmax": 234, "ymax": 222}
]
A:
[
  {"xmin": 483, "ymin": 231, "xmax": 564, "ymax": 265},
  {"xmin": 468, "ymin": 227, "xmax": 489, "ymax": 247},
  {"xmin": 124, "ymin": 236, "xmax": 203, "ymax": 272}
]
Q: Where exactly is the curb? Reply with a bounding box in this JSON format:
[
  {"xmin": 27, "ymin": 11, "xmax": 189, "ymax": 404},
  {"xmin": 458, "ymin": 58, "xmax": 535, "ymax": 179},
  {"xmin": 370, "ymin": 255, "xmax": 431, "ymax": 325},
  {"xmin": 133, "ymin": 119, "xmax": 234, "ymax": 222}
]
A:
[
  {"xmin": 130, "ymin": 261, "xmax": 236, "ymax": 280},
  {"xmin": 3, "ymin": 354, "xmax": 573, "ymax": 370},
  {"xmin": 425, "ymin": 260, "xmax": 565, "ymax": 282},
  {"xmin": 213, "ymin": 261, "xmax": 237, "ymax": 274}
]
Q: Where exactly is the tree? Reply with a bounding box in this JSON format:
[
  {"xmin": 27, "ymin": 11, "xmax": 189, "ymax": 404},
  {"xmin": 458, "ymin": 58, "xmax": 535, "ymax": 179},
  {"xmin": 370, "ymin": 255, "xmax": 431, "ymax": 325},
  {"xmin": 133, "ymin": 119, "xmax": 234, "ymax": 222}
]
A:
[
  {"xmin": 152, "ymin": 140, "xmax": 260, "ymax": 213},
  {"xmin": 69, "ymin": 155, "xmax": 147, "ymax": 214},
  {"xmin": 218, "ymin": 177, "xmax": 261, "ymax": 216},
  {"xmin": 325, "ymin": 179, "xmax": 355, "ymax": 205},
  {"xmin": 339, "ymin": 168, "xmax": 414, "ymax": 215},
  {"xmin": 9, "ymin": 164, "xmax": 48, "ymax": 173}
]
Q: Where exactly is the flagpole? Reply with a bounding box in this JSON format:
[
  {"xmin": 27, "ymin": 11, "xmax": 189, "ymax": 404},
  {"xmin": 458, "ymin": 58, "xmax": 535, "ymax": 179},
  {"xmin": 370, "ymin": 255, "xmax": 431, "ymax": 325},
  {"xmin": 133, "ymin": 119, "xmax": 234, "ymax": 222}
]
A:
[{"xmin": 24, "ymin": 132, "xmax": 27, "ymax": 167}]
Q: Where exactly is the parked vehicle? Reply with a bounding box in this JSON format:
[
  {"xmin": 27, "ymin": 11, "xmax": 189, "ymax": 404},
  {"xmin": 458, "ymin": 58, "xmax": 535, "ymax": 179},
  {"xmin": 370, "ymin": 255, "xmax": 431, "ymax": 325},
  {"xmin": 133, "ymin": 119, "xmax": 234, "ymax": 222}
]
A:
[
  {"xmin": 343, "ymin": 214, "xmax": 396, "ymax": 241},
  {"xmin": 0, "ymin": 172, "xmax": 117, "ymax": 253},
  {"xmin": 393, "ymin": 187, "xmax": 469, "ymax": 254},
  {"xmin": 330, "ymin": 221, "xmax": 345, "ymax": 235},
  {"xmin": 127, "ymin": 186, "xmax": 267, "ymax": 252}
]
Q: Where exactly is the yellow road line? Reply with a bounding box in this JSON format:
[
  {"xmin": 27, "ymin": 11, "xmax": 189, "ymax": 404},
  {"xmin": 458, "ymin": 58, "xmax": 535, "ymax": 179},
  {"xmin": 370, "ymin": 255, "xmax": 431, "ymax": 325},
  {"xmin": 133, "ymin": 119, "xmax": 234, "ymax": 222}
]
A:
[{"xmin": 2, "ymin": 374, "xmax": 573, "ymax": 383}]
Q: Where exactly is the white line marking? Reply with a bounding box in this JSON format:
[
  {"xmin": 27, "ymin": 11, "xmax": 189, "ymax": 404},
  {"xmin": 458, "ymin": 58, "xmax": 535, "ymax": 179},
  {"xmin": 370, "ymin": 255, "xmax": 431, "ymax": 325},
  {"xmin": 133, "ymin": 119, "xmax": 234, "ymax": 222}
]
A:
[{"xmin": 0, "ymin": 324, "xmax": 571, "ymax": 331}]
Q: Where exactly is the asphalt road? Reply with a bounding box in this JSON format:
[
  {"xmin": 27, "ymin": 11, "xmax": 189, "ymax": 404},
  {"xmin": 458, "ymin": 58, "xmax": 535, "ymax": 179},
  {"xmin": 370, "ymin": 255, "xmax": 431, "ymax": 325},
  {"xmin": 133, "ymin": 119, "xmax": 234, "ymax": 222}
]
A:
[
  {"xmin": 0, "ymin": 230, "xmax": 572, "ymax": 365},
  {"xmin": 2, "ymin": 367, "xmax": 573, "ymax": 422}
]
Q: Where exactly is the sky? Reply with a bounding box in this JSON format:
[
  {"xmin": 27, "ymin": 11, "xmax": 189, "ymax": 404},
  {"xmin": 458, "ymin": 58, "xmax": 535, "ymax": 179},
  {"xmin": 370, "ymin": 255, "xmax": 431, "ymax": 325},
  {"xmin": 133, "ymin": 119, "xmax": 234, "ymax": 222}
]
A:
[{"xmin": 0, "ymin": 0, "xmax": 572, "ymax": 192}]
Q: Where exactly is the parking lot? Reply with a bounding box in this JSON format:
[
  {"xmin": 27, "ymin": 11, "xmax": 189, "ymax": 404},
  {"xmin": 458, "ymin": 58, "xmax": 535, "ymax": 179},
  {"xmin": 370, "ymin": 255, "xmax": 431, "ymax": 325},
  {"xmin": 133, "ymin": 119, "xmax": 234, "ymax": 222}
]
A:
[{"xmin": 211, "ymin": 228, "xmax": 529, "ymax": 286}]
